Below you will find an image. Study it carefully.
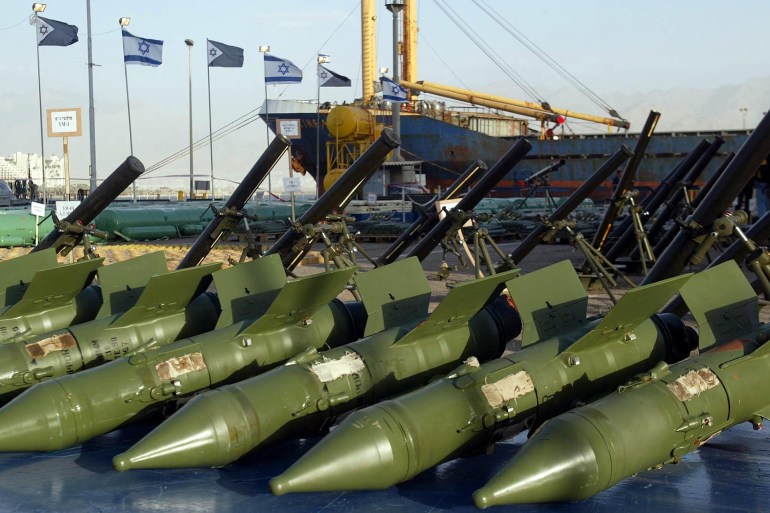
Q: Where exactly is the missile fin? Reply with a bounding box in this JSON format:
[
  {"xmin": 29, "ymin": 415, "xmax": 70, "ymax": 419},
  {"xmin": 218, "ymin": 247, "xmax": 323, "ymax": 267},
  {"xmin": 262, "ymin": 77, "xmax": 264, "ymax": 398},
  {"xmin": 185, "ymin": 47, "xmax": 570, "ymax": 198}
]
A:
[
  {"xmin": 0, "ymin": 249, "xmax": 58, "ymax": 308},
  {"xmin": 679, "ymin": 261, "xmax": 759, "ymax": 351},
  {"xmin": 212, "ymin": 255, "xmax": 288, "ymax": 328},
  {"xmin": 354, "ymin": 257, "xmax": 432, "ymax": 336},
  {"xmin": 242, "ymin": 266, "xmax": 357, "ymax": 335},
  {"xmin": 107, "ymin": 263, "xmax": 221, "ymax": 329},
  {"xmin": 393, "ymin": 269, "xmax": 519, "ymax": 346},
  {"xmin": 96, "ymin": 251, "xmax": 169, "ymax": 318},
  {"xmin": 0, "ymin": 258, "xmax": 103, "ymax": 319},
  {"xmin": 505, "ymin": 260, "xmax": 588, "ymax": 346},
  {"xmin": 568, "ymin": 273, "xmax": 692, "ymax": 352}
]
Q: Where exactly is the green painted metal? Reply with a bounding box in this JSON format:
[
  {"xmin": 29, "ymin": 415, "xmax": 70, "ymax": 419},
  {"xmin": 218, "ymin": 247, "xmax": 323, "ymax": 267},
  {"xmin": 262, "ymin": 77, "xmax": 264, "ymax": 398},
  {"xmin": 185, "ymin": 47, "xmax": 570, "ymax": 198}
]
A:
[
  {"xmin": 0, "ymin": 262, "xmax": 221, "ymax": 403},
  {"xmin": 95, "ymin": 251, "xmax": 170, "ymax": 319},
  {"xmin": 266, "ymin": 263, "xmax": 700, "ymax": 495},
  {"xmin": 0, "ymin": 257, "xmax": 388, "ymax": 452},
  {"xmin": 0, "ymin": 249, "xmax": 58, "ymax": 308},
  {"xmin": 111, "ymin": 268, "xmax": 521, "ymax": 471},
  {"xmin": 475, "ymin": 263, "xmax": 767, "ymax": 505},
  {"xmin": 0, "ymin": 258, "xmax": 103, "ymax": 342},
  {"xmin": 0, "ymin": 209, "xmax": 55, "ymax": 247}
]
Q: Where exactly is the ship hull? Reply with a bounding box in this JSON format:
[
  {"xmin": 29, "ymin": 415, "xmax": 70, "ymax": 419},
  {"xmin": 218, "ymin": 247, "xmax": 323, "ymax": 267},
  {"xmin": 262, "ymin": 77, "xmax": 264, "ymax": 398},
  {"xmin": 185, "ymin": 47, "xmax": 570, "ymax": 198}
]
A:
[{"xmin": 262, "ymin": 101, "xmax": 750, "ymax": 198}]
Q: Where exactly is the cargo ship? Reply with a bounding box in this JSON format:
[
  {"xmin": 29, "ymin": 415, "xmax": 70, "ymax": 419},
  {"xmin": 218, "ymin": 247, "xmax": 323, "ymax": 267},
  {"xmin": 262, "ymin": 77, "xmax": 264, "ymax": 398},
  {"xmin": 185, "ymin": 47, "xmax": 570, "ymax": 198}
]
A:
[{"xmin": 260, "ymin": 0, "xmax": 750, "ymax": 197}]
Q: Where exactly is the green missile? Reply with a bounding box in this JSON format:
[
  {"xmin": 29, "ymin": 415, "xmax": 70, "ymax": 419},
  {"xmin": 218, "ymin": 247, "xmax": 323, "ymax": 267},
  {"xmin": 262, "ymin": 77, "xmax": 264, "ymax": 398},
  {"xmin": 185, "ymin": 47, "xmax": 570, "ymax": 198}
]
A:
[
  {"xmin": 0, "ymin": 249, "xmax": 173, "ymax": 344},
  {"xmin": 0, "ymin": 256, "xmax": 427, "ymax": 452},
  {"xmin": 473, "ymin": 260, "xmax": 763, "ymax": 506},
  {"xmin": 113, "ymin": 268, "xmax": 523, "ymax": 471},
  {"xmin": 268, "ymin": 260, "xmax": 702, "ymax": 494},
  {"xmin": 0, "ymin": 255, "xmax": 221, "ymax": 403}
]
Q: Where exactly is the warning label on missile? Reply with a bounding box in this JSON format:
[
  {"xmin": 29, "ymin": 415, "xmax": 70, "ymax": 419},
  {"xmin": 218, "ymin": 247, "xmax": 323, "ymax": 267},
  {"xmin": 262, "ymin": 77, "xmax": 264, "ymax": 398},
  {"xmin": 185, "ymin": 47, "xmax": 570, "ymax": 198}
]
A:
[
  {"xmin": 26, "ymin": 333, "xmax": 77, "ymax": 359},
  {"xmin": 310, "ymin": 352, "xmax": 365, "ymax": 382},
  {"xmin": 667, "ymin": 368, "xmax": 720, "ymax": 401},
  {"xmin": 482, "ymin": 371, "xmax": 534, "ymax": 407},
  {"xmin": 156, "ymin": 352, "xmax": 207, "ymax": 380}
]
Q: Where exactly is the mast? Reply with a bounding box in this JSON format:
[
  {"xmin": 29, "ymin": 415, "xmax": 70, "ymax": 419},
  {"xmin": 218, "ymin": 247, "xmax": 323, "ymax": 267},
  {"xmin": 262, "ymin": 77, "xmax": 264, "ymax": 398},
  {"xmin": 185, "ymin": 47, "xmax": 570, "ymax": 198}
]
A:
[
  {"xmin": 361, "ymin": 0, "xmax": 377, "ymax": 104},
  {"xmin": 403, "ymin": 0, "xmax": 418, "ymax": 101}
]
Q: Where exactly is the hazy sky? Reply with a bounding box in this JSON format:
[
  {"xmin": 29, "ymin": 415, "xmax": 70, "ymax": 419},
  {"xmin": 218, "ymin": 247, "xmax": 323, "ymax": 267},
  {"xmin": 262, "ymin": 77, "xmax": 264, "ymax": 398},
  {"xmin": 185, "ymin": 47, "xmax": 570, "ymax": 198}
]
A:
[{"xmin": 1, "ymin": 0, "xmax": 769, "ymax": 188}]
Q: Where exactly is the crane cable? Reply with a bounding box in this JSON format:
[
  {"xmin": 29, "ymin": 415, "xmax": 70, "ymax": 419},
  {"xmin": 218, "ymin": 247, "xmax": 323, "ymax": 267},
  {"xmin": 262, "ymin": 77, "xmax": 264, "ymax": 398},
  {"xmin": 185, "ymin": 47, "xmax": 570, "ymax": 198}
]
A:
[
  {"xmin": 431, "ymin": 0, "xmax": 547, "ymax": 105},
  {"xmin": 472, "ymin": 0, "xmax": 623, "ymax": 120}
]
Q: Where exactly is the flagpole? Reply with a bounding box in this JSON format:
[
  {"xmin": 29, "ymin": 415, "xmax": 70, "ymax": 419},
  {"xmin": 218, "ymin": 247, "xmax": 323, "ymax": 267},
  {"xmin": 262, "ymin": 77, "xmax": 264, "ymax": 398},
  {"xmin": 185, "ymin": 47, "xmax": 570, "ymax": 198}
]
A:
[
  {"xmin": 33, "ymin": 11, "xmax": 47, "ymax": 205},
  {"xmin": 206, "ymin": 40, "xmax": 214, "ymax": 200},
  {"xmin": 259, "ymin": 49, "xmax": 272, "ymax": 203},
  {"xmin": 119, "ymin": 21, "xmax": 136, "ymax": 202},
  {"xmin": 316, "ymin": 62, "xmax": 321, "ymax": 201},
  {"xmin": 86, "ymin": 0, "xmax": 97, "ymax": 195}
]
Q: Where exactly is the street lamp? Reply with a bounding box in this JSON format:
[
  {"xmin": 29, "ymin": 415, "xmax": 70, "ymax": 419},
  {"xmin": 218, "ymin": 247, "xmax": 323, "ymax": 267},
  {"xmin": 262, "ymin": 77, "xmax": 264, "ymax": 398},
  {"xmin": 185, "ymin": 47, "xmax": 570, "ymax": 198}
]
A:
[
  {"xmin": 185, "ymin": 39, "xmax": 194, "ymax": 200},
  {"xmin": 739, "ymin": 107, "xmax": 748, "ymax": 130},
  {"xmin": 259, "ymin": 44, "xmax": 271, "ymax": 201}
]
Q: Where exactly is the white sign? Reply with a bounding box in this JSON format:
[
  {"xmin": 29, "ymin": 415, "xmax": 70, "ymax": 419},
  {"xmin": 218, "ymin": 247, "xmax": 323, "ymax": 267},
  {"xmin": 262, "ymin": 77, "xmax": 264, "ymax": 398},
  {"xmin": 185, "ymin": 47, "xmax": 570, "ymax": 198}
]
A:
[
  {"xmin": 367, "ymin": 193, "xmax": 377, "ymax": 205},
  {"xmin": 46, "ymin": 108, "xmax": 82, "ymax": 137},
  {"xmin": 283, "ymin": 176, "xmax": 303, "ymax": 193},
  {"xmin": 30, "ymin": 201, "xmax": 46, "ymax": 217},
  {"xmin": 55, "ymin": 200, "xmax": 81, "ymax": 219},
  {"xmin": 277, "ymin": 119, "xmax": 301, "ymax": 139}
]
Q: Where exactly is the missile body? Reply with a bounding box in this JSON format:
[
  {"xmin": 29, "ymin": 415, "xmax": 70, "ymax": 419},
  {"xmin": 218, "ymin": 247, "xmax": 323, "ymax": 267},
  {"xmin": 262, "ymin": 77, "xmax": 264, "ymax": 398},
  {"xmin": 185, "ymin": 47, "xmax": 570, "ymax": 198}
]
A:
[
  {"xmin": 269, "ymin": 271, "xmax": 698, "ymax": 494},
  {"xmin": 0, "ymin": 258, "xmax": 427, "ymax": 452},
  {"xmin": 0, "ymin": 263, "xmax": 221, "ymax": 403},
  {"xmin": 474, "ymin": 334, "xmax": 770, "ymax": 506},
  {"xmin": 112, "ymin": 270, "xmax": 522, "ymax": 470}
]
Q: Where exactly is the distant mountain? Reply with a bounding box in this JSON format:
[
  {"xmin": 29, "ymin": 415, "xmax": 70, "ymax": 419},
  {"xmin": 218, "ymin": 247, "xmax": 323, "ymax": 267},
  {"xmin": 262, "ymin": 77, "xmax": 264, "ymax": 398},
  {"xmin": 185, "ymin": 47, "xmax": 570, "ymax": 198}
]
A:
[{"xmin": 485, "ymin": 76, "xmax": 770, "ymax": 134}]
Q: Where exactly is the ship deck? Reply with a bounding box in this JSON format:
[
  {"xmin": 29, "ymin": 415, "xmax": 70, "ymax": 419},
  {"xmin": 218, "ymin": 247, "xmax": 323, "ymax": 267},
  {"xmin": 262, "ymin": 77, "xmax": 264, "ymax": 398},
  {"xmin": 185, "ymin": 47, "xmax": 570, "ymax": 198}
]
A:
[{"xmin": 0, "ymin": 421, "xmax": 766, "ymax": 512}]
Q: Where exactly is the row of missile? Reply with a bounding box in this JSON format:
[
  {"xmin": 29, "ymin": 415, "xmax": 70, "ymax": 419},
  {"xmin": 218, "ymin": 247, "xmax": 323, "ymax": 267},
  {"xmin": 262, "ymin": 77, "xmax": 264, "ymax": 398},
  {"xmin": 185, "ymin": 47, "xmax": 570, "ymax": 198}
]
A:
[{"xmin": 0, "ymin": 108, "xmax": 768, "ymax": 507}]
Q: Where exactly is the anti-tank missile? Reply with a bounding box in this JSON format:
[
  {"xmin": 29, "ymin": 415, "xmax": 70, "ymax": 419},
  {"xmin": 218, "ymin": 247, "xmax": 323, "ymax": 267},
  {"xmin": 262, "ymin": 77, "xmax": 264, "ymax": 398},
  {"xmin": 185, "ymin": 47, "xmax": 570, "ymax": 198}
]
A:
[
  {"xmin": 474, "ymin": 261, "xmax": 764, "ymax": 506},
  {"xmin": 111, "ymin": 268, "xmax": 523, "ymax": 470},
  {"xmin": 377, "ymin": 160, "xmax": 487, "ymax": 266},
  {"xmin": 177, "ymin": 135, "xmax": 291, "ymax": 269},
  {"xmin": 269, "ymin": 260, "xmax": 706, "ymax": 495},
  {"xmin": 0, "ymin": 257, "xmax": 426, "ymax": 452},
  {"xmin": 32, "ymin": 156, "xmax": 144, "ymax": 255},
  {"xmin": 406, "ymin": 140, "xmax": 532, "ymax": 262},
  {"xmin": 0, "ymin": 256, "xmax": 221, "ymax": 403},
  {"xmin": 267, "ymin": 129, "xmax": 400, "ymax": 269},
  {"xmin": 643, "ymin": 110, "xmax": 770, "ymax": 284}
]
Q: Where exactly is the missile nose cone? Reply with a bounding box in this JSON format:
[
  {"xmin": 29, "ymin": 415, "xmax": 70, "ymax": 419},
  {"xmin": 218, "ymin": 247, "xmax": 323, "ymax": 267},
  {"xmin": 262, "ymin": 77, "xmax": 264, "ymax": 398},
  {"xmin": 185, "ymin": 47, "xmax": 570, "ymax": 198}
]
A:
[
  {"xmin": 270, "ymin": 407, "xmax": 409, "ymax": 494},
  {"xmin": 0, "ymin": 380, "xmax": 75, "ymax": 452},
  {"xmin": 473, "ymin": 415, "xmax": 609, "ymax": 505},
  {"xmin": 113, "ymin": 388, "xmax": 253, "ymax": 470}
]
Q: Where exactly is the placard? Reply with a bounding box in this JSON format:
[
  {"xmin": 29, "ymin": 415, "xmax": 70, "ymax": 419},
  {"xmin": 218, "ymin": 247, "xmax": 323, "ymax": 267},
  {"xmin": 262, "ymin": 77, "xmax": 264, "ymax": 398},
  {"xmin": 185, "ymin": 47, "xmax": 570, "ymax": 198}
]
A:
[
  {"xmin": 55, "ymin": 200, "xmax": 81, "ymax": 219},
  {"xmin": 47, "ymin": 108, "xmax": 82, "ymax": 137},
  {"xmin": 30, "ymin": 201, "xmax": 46, "ymax": 217},
  {"xmin": 283, "ymin": 176, "xmax": 303, "ymax": 193},
  {"xmin": 276, "ymin": 119, "xmax": 301, "ymax": 139}
]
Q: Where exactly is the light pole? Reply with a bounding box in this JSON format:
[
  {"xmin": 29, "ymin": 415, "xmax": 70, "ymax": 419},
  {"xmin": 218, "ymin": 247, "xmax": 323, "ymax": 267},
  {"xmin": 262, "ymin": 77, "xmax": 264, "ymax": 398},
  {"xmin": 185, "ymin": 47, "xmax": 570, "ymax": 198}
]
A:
[
  {"xmin": 259, "ymin": 44, "xmax": 271, "ymax": 201},
  {"xmin": 185, "ymin": 38, "xmax": 194, "ymax": 200},
  {"xmin": 32, "ymin": 2, "xmax": 47, "ymax": 203},
  {"xmin": 386, "ymin": 0, "xmax": 404, "ymax": 162},
  {"xmin": 740, "ymin": 107, "xmax": 748, "ymax": 130}
]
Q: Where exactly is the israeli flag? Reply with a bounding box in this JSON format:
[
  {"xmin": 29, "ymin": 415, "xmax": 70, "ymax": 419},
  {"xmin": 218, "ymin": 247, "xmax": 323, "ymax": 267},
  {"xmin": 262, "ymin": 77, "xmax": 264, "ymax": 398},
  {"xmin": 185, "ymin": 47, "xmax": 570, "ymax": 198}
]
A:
[
  {"xmin": 208, "ymin": 39, "xmax": 244, "ymax": 68},
  {"xmin": 122, "ymin": 30, "xmax": 163, "ymax": 67},
  {"xmin": 318, "ymin": 65, "xmax": 351, "ymax": 88},
  {"xmin": 264, "ymin": 54, "xmax": 302, "ymax": 84},
  {"xmin": 36, "ymin": 16, "xmax": 79, "ymax": 47},
  {"xmin": 381, "ymin": 76, "xmax": 408, "ymax": 103}
]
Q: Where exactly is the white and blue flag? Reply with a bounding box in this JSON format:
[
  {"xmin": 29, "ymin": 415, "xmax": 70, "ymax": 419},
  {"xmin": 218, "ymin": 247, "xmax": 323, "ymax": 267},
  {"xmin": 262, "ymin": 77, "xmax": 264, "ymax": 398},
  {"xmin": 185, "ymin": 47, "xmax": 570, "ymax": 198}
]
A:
[
  {"xmin": 381, "ymin": 76, "xmax": 408, "ymax": 103},
  {"xmin": 36, "ymin": 16, "xmax": 78, "ymax": 47},
  {"xmin": 207, "ymin": 39, "xmax": 244, "ymax": 68},
  {"xmin": 264, "ymin": 54, "xmax": 302, "ymax": 84},
  {"xmin": 318, "ymin": 65, "xmax": 351, "ymax": 88},
  {"xmin": 122, "ymin": 30, "xmax": 163, "ymax": 67}
]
